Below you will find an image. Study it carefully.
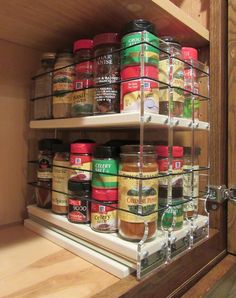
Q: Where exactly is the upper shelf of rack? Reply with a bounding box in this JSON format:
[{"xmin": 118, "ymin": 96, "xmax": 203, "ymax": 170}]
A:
[{"xmin": 0, "ymin": 0, "xmax": 209, "ymax": 51}]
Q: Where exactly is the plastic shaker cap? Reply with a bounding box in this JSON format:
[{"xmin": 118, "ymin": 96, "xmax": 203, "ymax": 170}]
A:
[
  {"xmin": 156, "ymin": 145, "xmax": 183, "ymax": 157},
  {"xmin": 182, "ymin": 47, "xmax": 198, "ymax": 61},
  {"xmin": 70, "ymin": 142, "xmax": 96, "ymax": 154},
  {"xmin": 73, "ymin": 39, "xmax": 93, "ymax": 53}
]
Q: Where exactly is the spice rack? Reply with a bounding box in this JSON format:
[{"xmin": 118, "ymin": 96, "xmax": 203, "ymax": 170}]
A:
[{"xmin": 26, "ymin": 35, "xmax": 210, "ymax": 280}]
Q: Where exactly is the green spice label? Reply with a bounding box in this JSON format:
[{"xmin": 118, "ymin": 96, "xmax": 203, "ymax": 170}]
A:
[
  {"xmin": 121, "ymin": 31, "xmax": 159, "ymax": 66},
  {"xmin": 92, "ymin": 159, "xmax": 118, "ymax": 188},
  {"xmin": 72, "ymin": 89, "xmax": 94, "ymax": 115},
  {"xmin": 183, "ymin": 97, "xmax": 200, "ymax": 119},
  {"xmin": 158, "ymin": 201, "xmax": 183, "ymax": 230}
]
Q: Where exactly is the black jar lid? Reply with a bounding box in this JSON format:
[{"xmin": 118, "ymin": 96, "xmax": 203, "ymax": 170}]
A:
[
  {"xmin": 160, "ymin": 36, "xmax": 181, "ymax": 45},
  {"xmin": 68, "ymin": 180, "xmax": 91, "ymax": 194},
  {"xmin": 184, "ymin": 147, "xmax": 201, "ymax": 156},
  {"xmin": 38, "ymin": 139, "xmax": 62, "ymax": 151},
  {"xmin": 123, "ymin": 19, "xmax": 156, "ymax": 35},
  {"xmin": 52, "ymin": 143, "xmax": 70, "ymax": 153},
  {"xmin": 93, "ymin": 146, "xmax": 119, "ymax": 159}
]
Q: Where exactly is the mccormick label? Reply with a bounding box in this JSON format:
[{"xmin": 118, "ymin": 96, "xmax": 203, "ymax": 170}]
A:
[
  {"xmin": 92, "ymin": 159, "xmax": 118, "ymax": 188},
  {"xmin": 118, "ymin": 171, "xmax": 158, "ymax": 223},
  {"xmin": 121, "ymin": 79, "xmax": 159, "ymax": 113},
  {"xmin": 70, "ymin": 154, "xmax": 92, "ymax": 181},
  {"xmin": 91, "ymin": 202, "xmax": 118, "ymax": 232},
  {"xmin": 68, "ymin": 198, "xmax": 90, "ymax": 223}
]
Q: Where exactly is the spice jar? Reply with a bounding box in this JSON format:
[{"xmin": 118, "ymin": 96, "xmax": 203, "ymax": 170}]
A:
[
  {"xmin": 120, "ymin": 65, "xmax": 159, "ymax": 113},
  {"xmin": 156, "ymin": 145, "xmax": 184, "ymax": 230},
  {"xmin": 121, "ymin": 19, "xmax": 159, "ymax": 67},
  {"xmin": 182, "ymin": 47, "xmax": 199, "ymax": 120},
  {"xmin": 52, "ymin": 143, "xmax": 70, "ymax": 215},
  {"xmin": 68, "ymin": 180, "xmax": 91, "ymax": 224},
  {"xmin": 118, "ymin": 145, "xmax": 158, "ymax": 241},
  {"xmin": 53, "ymin": 52, "xmax": 75, "ymax": 118},
  {"xmin": 34, "ymin": 52, "xmax": 56, "ymax": 120},
  {"xmin": 91, "ymin": 188, "xmax": 118, "ymax": 232},
  {"xmin": 70, "ymin": 140, "xmax": 96, "ymax": 182},
  {"xmin": 159, "ymin": 36, "xmax": 184, "ymax": 117},
  {"xmin": 183, "ymin": 146, "xmax": 201, "ymax": 218},
  {"xmin": 72, "ymin": 39, "xmax": 94, "ymax": 117},
  {"xmin": 93, "ymin": 33, "xmax": 120, "ymax": 114},
  {"xmin": 92, "ymin": 146, "xmax": 119, "ymax": 189},
  {"xmin": 36, "ymin": 138, "xmax": 62, "ymax": 208}
]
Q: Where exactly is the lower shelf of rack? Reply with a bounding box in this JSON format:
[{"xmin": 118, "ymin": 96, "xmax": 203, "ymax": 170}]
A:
[{"xmin": 26, "ymin": 205, "xmax": 209, "ymax": 279}]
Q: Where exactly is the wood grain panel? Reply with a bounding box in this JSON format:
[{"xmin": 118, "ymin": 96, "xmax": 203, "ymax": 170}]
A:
[
  {"xmin": 0, "ymin": 224, "xmax": 118, "ymax": 297},
  {"xmin": 0, "ymin": 0, "xmax": 208, "ymax": 51}
]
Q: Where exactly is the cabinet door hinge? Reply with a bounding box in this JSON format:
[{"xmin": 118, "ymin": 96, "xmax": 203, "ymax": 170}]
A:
[{"xmin": 206, "ymin": 185, "xmax": 230, "ymax": 212}]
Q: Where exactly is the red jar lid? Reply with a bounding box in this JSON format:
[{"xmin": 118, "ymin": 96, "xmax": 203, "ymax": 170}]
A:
[
  {"xmin": 73, "ymin": 39, "xmax": 93, "ymax": 53},
  {"xmin": 92, "ymin": 188, "xmax": 118, "ymax": 202},
  {"xmin": 182, "ymin": 47, "xmax": 198, "ymax": 61},
  {"xmin": 121, "ymin": 65, "xmax": 158, "ymax": 80},
  {"xmin": 156, "ymin": 146, "xmax": 183, "ymax": 158},
  {"xmin": 93, "ymin": 33, "xmax": 120, "ymax": 47},
  {"xmin": 71, "ymin": 143, "xmax": 96, "ymax": 154}
]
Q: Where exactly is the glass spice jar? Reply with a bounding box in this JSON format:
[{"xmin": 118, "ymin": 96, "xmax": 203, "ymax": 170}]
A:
[
  {"xmin": 36, "ymin": 138, "xmax": 62, "ymax": 209},
  {"xmin": 72, "ymin": 39, "xmax": 94, "ymax": 116},
  {"xmin": 68, "ymin": 180, "xmax": 91, "ymax": 224},
  {"xmin": 159, "ymin": 36, "xmax": 184, "ymax": 117},
  {"xmin": 118, "ymin": 145, "xmax": 158, "ymax": 241},
  {"xmin": 34, "ymin": 52, "xmax": 56, "ymax": 120},
  {"xmin": 93, "ymin": 33, "xmax": 120, "ymax": 114},
  {"xmin": 53, "ymin": 52, "xmax": 75, "ymax": 118},
  {"xmin": 52, "ymin": 143, "xmax": 70, "ymax": 215},
  {"xmin": 156, "ymin": 145, "xmax": 184, "ymax": 230},
  {"xmin": 91, "ymin": 188, "xmax": 118, "ymax": 233}
]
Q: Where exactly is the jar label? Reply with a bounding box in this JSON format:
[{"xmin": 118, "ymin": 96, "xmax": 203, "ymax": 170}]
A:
[
  {"xmin": 158, "ymin": 159, "xmax": 183, "ymax": 187},
  {"xmin": 53, "ymin": 67, "xmax": 75, "ymax": 104},
  {"xmin": 68, "ymin": 198, "xmax": 90, "ymax": 223},
  {"xmin": 92, "ymin": 159, "xmax": 118, "ymax": 188},
  {"xmin": 121, "ymin": 32, "xmax": 159, "ymax": 66},
  {"xmin": 183, "ymin": 165, "xmax": 199, "ymax": 198},
  {"xmin": 52, "ymin": 160, "xmax": 69, "ymax": 206},
  {"xmin": 91, "ymin": 203, "xmax": 117, "ymax": 231},
  {"xmin": 159, "ymin": 58, "xmax": 184, "ymax": 87},
  {"xmin": 158, "ymin": 202, "xmax": 183, "ymax": 230},
  {"xmin": 72, "ymin": 87, "xmax": 94, "ymax": 115},
  {"xmin": 70, "ymin": 155, "xmax": 92, "ymax": 181},
  {"xmin": 118, "ymin": 171, "xmax": 158, "ymax": 223},
  {"xmin": 37, "ymin": 155, "xmax": 52, "ymax": 180},
  {"xmin": 120, "ymin": 79, "xmax": 159, "ymax": 113}
]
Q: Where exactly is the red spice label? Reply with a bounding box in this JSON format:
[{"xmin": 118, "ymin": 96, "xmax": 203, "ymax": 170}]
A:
[
  {"xmin": 91, "ymin": 202, "xmax": 118, "ymax": 231},
  {"xmin": 68, "ymin": 198, "xmax": 90, "ymax": 223},
  {"xmin": 76, "ymin": 61, "xmax": 94, "ymax": 73},
  {"xmin": 73, "ymin": 79, "xmax": 93, "ymax": 90},
  {"xmin": 158, "ymin": 159, "xmax": 183, "ymax": 173},
  {"xmin": 70, "ymin": 154, "xmax": 92, "ymax": 181}
]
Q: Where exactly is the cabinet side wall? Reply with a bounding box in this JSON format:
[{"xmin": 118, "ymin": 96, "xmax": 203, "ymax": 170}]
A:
[{"xmin": 0, "ymin": 40, "xmax": 41, "ymax": 225}]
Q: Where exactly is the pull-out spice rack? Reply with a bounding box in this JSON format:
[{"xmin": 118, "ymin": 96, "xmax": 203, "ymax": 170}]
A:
[{"xmin": 26, "ymin": 35, "xmax": 210, "ymax": 279}]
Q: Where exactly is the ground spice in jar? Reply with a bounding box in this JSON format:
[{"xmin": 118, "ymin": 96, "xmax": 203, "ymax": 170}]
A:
[
  {"xmin": 159, "ymin": 36, "xmax": 184, "ymax": 117},
  {"xmin": 72, "ymin": 39, "xmax": 94, "ymax": 116},
  {"xmin": 52, "ymin": 143, "xmax": 70, "ymax": 215},
  {"xmin": 156, "ymin": 145, "xmax": 184, "ymax": 230},
  {"xmin": 121, "ymin": 19, "xmax": 159, "ymax": 67},
  {"xmin": 36, "ymin": 138, "xmax": 62, "ymax": 208},
  {"xmin": 118, "ymin": 145, "xmax": 158, "ymax": 241},
  {"xmin": 120, "ymin": 65, "xmax": 159, "ymax": 113},
  {"xmin": 92, "ymin": 146, "xmax": 119, "ymax": 189},
  {"xmin": 68, "ymin": 180, "xmax": 91, "ymax": 224},
  {"xmin": 53, "ymin": 52, "xmax": 75, "ymax": 118},
  {"xmin": 91, "ymin": 188, "xmax": 118, "ymax": 233},
  {"xmin": 93, "ymin": 33, "xmax": 120, "ymax": 114}
]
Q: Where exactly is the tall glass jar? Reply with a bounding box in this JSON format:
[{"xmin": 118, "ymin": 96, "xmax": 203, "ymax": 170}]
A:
[
  {"xmin": 34, "ymin": 52, "xmax": 56, "ymax": 119},
  {"xmin": 53, "ymin": 52, "xmax": 75, "ymax": 118},
  {"xmin": 159, "ymin": 36, "xmax": 184, "ymax": 117},
  {"xmin": 93, "ymin": 33, "xmax": 120, "ymax": 114},
  {"xmin": 72, "ymin": 39, "xmax": 94, "ymax": 116},
  {"xmin": 52, "ymin": 143, "xmax": 70, "ymax": 215},
  {"xmin": 118, "ymin": 145, "xmax": 158, "ymax": 241}
]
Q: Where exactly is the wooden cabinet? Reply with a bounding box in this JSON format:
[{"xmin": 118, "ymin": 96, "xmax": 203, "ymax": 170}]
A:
[{"xmin": 0, "ymin": 1, "xmax": 227, "ymax": 297}]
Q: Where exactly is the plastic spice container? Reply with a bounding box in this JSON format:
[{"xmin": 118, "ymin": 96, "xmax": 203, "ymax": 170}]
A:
[
  {"xmin": 183, "ymin": 146, "xmax": 201, "ymax": 218},
  {"xmin": 159, "ymin": 36, "xmax": 184, "ymax": 117},
  {"xmin": 93, "ymin": 33, "xmax": 120, "ymax": 114},
  {"xmin": 34, "ymin": 52, "xmax": 56, "ymax": 120},
  {"xmin": 182, "ymin": 47, "xmax": 200, "ymax": 120},
  {"xmin": 121, "ymin": 19, "xmax": 159, "ymax": 67},
  {"xmin": 91, "ymin": 188, "xmax": 118, "ymax": 232},
  {"xmin": 53, "ymin": 52, "xmax": 75, "ymax": 118},
  {"xmin": 70, "ymin": 141, "xmax": 96, "ymax": 182},
  {"xmin": 68, "ymin": 180, "xmax": 91, "ymax": 224},
  {"xmin": 156, "ymin": 145, "xmax": 184, "ymax": 230},
  {"xmin": 118, "ymin": 145, "xmax": 158, "ymax": 241},
  {"xmin": 36, "ymin": 138, "xmax": 62, "ymax": 208},
  {"xmin": 92, "ymin": 146, "xmax": 119, "ymax": 189},
  {"xmin": 120, "ymin": 65, "xmax": 159, "ymax": 113},
  {"xmin": 52, "ymin": 143, "xmax": 70, "ymax": 215},
  {"xmin": 72, "ymin": 39, "xmax": 94, "ymax": 116}
]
